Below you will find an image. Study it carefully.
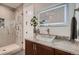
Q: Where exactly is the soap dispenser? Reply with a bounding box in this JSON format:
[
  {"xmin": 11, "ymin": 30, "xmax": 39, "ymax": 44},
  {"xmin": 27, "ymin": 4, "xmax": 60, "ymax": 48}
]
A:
[
  {"xmin": 70, "ymin": 8, "xmax": 78, "ymax": 42},
  {"xmin": 70, "ymin": 16, "xmax": 77, "ymax": 42}
]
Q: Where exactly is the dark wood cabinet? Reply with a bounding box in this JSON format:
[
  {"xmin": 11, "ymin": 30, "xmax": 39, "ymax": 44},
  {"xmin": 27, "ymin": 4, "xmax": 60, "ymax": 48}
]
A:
[
  {"xmin": 55, "ymin": 49, "xmax": 72, "ymax": 55},
  {"xmin": 25, "ymin": 40, "xmax": 73, "ymax": 55},
  {"xmin": 35, "ymin": 43, "xmax": 54, "ymax": 55},
  {"xmin": 25, "ymin": 40, "xmax": 34, "ymax": 55}
]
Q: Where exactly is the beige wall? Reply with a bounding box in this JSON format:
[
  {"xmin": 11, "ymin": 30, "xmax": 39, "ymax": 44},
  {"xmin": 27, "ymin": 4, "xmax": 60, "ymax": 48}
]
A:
[{"xmin": 0, "ymin": 5, "xmax": 16, "ymax": 47}]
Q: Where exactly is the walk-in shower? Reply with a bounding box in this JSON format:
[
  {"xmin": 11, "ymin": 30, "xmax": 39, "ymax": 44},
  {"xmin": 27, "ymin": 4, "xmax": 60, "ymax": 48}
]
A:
[{"xmin": 0, "ymin": 3, "xmax": 23, "ymax": 55}]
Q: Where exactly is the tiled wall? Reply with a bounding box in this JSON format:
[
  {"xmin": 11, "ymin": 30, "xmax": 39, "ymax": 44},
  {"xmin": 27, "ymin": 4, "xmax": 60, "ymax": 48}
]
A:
[
  {"xmin": 14, "ymin": 5, "xmax": 23, "ymax": 49},
  {"xmin": 23, "ymin": 4, "xmax": 34, "ymax": 40}
]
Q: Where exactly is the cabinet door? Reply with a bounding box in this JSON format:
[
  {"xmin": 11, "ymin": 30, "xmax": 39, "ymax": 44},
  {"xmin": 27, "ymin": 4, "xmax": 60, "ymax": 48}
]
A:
[
  {"xmin": 55, "ymin": 49, "xmax": 72, "ymax": 55},
  {"xmin": 25, "ymin": 40, "xmax": 34, "ymax": 55},
  {"xmin": 36, "ymin": 43, "xmax": 54, "ymax": 55}
]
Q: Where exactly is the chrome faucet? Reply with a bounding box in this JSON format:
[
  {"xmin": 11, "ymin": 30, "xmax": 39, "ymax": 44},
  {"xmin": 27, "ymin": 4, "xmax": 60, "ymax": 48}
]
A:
[{"xmin": 36, "ymin": 29, "xmax": 40, "ymax": 34}]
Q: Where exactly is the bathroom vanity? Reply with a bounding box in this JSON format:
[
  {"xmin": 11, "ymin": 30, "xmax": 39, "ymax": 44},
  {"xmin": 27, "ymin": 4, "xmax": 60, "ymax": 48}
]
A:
[
  {"xmin": 25, "ymin": 40, "xmax": 54, "ymax": 55},
  {"xmin": 25, "ymin": 39, "xmax": 75, "ymax": 55},
  {"xmin": 25, "ymin": 3, "xmax": 79, "ymax": 55}
]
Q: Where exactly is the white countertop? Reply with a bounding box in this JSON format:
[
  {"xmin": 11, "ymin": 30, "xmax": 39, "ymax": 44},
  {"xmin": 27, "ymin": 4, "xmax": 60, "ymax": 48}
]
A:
[{"xmin": 26, "ymin": 38, "xmax": 79, "ymax": 55}]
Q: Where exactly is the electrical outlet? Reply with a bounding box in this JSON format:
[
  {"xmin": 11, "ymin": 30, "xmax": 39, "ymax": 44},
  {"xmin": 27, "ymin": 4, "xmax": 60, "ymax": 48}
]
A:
[{"xmin": 21, "ymin": 42, "xmax": 23, "ymax": 44}]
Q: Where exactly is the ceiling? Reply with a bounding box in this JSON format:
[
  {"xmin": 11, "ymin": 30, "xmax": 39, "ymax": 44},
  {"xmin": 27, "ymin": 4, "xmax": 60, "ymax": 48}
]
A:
[{"xmin": 2, "ymin": 3, "xmax": 22, "ymax": 8}]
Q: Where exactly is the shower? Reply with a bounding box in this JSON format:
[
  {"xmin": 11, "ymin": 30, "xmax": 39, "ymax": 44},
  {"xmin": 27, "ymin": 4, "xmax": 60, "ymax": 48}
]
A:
[{"xmin": 0, "ymin": 4, "xmax": 23, "ymax": 55}]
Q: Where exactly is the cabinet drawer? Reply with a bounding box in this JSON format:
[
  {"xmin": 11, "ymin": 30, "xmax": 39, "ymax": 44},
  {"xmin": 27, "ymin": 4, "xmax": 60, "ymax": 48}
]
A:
[
  {"xmin": 25, "ymin": 40, "xmax": 73, "ymax": 55},
  {"xmin": 25, "ymin": 40, "xmax": 34, "ymax": 55},
  {"xmin": 36, "ymin": 43, "xmax": 54, "ymax": 55},
  {"xmin": 55, "ymin": 49, "xmax": 72, "ymax": 55}
]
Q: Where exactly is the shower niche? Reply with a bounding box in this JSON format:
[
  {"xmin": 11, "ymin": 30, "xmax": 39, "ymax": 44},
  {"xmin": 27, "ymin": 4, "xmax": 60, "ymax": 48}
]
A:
[{"xmin": 0, "ymin": 18, "xmax": 4, "ymax": 28}]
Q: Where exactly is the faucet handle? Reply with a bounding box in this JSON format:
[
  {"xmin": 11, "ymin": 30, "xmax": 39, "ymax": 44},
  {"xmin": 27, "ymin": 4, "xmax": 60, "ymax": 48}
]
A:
[
  {"xmin": 37, "ymin": 29, "xmax": 40, "ymax": 34},
  {"xmin": 47, "ymin": 28, "xmax": 50, "ymax": 35},
  {"xmin": 47, "ymin": 28, "xmax": 49, "ymax": 32}
]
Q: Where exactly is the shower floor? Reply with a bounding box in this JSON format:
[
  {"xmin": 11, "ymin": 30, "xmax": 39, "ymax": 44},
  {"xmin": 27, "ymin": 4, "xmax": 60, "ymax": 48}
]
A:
[
  {"xmin": 13, "ymin": 50, "xmax": 25, "ymax": 55},
  {"xmin": 0, "ymin": 44, "xmax": 22, "ymax": 55}
]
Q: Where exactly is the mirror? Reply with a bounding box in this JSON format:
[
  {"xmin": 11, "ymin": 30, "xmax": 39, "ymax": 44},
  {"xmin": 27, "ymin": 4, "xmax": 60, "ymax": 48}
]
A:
[{"xmin": 38, "ymin": 4, "xmax": 68, "ymax": 27}]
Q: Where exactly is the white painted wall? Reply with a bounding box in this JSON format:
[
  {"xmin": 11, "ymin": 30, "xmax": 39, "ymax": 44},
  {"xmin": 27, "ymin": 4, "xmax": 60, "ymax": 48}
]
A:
[{"xmin": 0, "ymin": 5, "xmax": 16, "ymax": 47}]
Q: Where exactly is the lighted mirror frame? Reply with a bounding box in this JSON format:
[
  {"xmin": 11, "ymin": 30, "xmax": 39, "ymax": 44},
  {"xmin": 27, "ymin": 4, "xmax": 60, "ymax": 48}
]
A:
[{"xmin": 38, "ymin": 4, "xmax": 68, "ymax": 27}]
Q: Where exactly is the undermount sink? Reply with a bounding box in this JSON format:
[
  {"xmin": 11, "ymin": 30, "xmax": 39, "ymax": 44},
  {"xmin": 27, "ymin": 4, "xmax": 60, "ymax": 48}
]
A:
[{"xmin": 36, "ymin": 34, "xmax": 56, "ymax": 42}]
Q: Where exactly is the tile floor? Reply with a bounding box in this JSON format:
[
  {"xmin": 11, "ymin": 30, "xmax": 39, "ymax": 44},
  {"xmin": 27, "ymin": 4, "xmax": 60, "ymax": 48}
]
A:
[{"xmin": 13, "ymin": 50, "xmax": 25, "ymax": 55}]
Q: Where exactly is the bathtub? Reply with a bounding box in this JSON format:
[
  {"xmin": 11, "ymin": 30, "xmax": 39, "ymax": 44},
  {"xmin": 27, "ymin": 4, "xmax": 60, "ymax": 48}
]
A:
[{"xmin": 0, "ymin": 44, "xmax": 22, "ymax": 55}]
